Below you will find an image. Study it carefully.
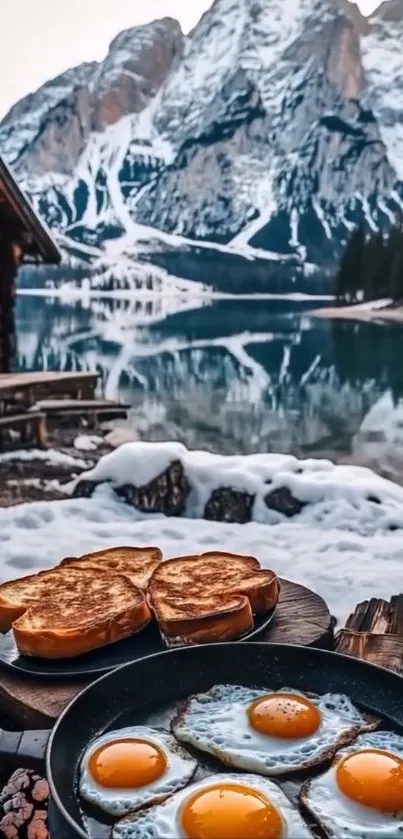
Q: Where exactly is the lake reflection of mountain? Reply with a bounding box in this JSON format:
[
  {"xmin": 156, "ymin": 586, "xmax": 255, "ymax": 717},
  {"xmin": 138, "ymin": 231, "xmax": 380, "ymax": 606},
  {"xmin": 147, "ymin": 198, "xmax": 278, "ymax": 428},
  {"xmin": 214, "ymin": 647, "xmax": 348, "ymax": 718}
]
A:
[{"xmin": 15, "ymin": 294, "xmax": 403, "ymax": 463}]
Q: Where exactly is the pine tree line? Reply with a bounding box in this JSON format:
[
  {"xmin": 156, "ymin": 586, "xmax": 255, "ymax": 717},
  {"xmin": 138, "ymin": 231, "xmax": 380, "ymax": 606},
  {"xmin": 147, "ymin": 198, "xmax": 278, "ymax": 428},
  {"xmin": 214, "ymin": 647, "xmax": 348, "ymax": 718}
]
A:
[{"xmin": 335, "ymin": 219, "xmax": 403, "ymax": 304}]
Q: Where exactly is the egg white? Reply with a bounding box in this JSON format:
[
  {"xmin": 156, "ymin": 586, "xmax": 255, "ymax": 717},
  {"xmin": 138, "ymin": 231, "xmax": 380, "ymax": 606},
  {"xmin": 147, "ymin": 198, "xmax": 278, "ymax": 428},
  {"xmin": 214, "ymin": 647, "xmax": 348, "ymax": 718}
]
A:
[
  {"xmin": 79, "ymin": 725, "xmax": 198, "ymax": 817},
  {"xmin": 172, "ymin": 684, "xmax": 377, "ymax": 775},
  {"xmin": 301, "ymin": 730, "xmax": 403, "ymax": 839},
  {"xmin": 112, "ymin": 772, "xmax": 313, "ymax": 838}
]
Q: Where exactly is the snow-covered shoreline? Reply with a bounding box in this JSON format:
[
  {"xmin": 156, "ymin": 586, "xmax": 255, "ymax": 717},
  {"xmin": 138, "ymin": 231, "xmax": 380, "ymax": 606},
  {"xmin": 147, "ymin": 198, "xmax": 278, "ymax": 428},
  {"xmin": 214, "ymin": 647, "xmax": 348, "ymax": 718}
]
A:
[
  {"xmin": 17, "ymin": 288, "xmax": 333, "ymax": 302},
  {"xmin": 310, "ymin": 301, "xmax": 403, "ymax": 323}
]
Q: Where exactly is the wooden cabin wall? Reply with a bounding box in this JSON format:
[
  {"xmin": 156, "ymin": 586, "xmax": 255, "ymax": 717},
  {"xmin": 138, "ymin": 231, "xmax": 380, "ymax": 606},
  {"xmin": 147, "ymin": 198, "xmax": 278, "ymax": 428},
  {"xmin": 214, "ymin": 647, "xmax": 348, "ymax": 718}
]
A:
[{"xmin": 0, "ymin": 239, "xmax": 17, "ymax": 373}]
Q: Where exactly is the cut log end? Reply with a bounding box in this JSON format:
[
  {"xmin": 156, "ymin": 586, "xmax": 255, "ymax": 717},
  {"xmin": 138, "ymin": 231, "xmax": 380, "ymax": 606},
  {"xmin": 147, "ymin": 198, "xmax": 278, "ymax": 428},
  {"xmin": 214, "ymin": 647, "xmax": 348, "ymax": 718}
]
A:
[{"xmin": 336, "ymin": 594, "xmax": 403, "ymax": 675}]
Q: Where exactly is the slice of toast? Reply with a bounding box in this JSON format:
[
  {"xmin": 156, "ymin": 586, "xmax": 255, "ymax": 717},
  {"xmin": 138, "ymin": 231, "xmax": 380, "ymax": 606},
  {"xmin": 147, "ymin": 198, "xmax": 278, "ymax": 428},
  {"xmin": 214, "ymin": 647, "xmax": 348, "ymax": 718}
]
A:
[
  {"xmin": 12, "ymin": 570, "xmax": 151, "ymax": 659},
  {"xmin": 152, "ymin": 593, "xmax": 254, "ymax": 647},
  {"xmin": 0, "ymin": 566, "xmax": 99, "ymax": 632},
  {"xmin": 59, "ymin": 546, "xmax": 162, "ymax": 590},
  {"xmin": 148, "ymin": 552, "xmax": 279, "ymax": 648}
]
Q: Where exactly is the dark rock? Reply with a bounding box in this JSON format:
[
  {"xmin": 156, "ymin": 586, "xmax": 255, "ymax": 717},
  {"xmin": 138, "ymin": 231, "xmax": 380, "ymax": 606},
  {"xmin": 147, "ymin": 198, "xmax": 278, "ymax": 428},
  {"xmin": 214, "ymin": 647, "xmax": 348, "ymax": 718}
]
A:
[
  {"xmin": 116, "ymin": 459, "xmax": 190, "ymax": 517},
  {"xmin": 265, "ymin": 486, "xmax": 305, "ymax": 518},
  {"xmin": 204, "ymin": 488, "xmax": 255, "ymax": 524},
  {"xmin": 72, "ymin": 478, "xmax": 98, "ymax": 499}
]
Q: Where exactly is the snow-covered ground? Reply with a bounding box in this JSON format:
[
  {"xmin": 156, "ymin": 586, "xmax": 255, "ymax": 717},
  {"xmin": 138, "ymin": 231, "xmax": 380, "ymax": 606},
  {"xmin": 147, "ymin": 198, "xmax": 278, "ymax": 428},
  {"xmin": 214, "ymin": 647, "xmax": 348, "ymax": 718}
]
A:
[
  {"xmin": 0, "ymin": 487, "xmax": 402, "ymax": 627},
  {"xmin": 0, "ymin": 448, "xmax": 89, "ymax": 469},
  {"xmin": 73, "ymin": 435, "xmax": 103, "ymax": 452},
  {"xmin": 1, "ymin": 443, "xmax": 403, "ymax": 625}
]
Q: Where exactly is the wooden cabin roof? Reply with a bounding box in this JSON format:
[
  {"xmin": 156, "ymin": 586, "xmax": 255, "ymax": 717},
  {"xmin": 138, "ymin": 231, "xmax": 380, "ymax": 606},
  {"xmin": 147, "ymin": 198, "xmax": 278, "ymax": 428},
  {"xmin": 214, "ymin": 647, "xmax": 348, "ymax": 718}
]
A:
[{"xmin": 0, "ymin": 156, "xmax": 61, "ymax": 264}]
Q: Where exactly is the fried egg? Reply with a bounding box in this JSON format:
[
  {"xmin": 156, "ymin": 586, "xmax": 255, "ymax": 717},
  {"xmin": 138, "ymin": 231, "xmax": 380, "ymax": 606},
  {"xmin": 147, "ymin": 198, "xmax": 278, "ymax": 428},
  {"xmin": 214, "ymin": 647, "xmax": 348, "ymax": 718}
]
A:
[
  {"xmin": 301, "ymin": 730, "xmax": 403, "ymax": 839},
  {"xmin": 112, "ymin": 772, "xmax": 313, "ymax": 839},
  {"xmin": 172, "ymin": 685, "xmax": 377, "ymax": 775},
  {"xmin": 79, "ymin": 725, "xmax": 198, "ymax": 817}
]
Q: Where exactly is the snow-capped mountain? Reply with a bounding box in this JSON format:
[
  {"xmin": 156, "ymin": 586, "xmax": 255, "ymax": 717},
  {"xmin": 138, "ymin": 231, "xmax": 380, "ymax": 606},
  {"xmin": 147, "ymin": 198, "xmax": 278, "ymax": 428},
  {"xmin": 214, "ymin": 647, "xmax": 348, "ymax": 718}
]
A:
[
  {"xmin": 0, "ymin": 18, "xmax": 182, "ymax": 177},
  {"xmin": 1, "ymin": 0, "xmax": 403, "ymax": 282}
]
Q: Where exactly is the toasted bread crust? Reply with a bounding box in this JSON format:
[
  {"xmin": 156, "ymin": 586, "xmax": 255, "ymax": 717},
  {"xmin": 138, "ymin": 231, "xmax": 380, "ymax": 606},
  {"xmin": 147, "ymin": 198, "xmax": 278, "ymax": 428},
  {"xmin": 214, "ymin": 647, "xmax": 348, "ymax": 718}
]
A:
[
  {"xmin": 148, "ymin": 552, "xmax": 279, "ymax": 647},
  {"xmin": 59, "ymin": 546, "xmax": 162, "ymax": 590},
  {"xmin": 13, "ymin": 599, "xmax": 151, "ymax": 659},
  {"xmin": 0, "ymin": 601, "xmax": 25, "ymax": 633},
  {"xmin": 159, "ymin": 595, "xmax": 254, "ymax": 648},
  {"xmin": 12, "ymin": 572, "xmax": 151, "ymax": 658},
  {"xmin": 231, "ymin": 573, "xmax": 280, "ymax": 614}
]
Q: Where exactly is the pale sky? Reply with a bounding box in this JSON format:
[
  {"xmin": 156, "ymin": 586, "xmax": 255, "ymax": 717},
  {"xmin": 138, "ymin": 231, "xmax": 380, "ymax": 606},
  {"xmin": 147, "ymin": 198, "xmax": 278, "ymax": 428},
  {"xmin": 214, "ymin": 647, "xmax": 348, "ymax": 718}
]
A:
[{"xmin": 0, "ymin": 0, "xmax": 385, "ymax": 121}]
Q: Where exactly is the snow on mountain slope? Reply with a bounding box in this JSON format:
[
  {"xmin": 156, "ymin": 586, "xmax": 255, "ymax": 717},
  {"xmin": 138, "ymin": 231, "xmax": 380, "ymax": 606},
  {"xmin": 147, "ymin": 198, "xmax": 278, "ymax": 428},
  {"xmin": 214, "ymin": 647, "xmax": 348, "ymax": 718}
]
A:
[
  {"xmin": 0, "ymin": 63, "xmax": 97, "ymax": 175},
  {"xmin": 361, "ymin": 0, "xmax": 403, "ymax": 183},
  {"xmin": 1, "ymin": 0, "xmax": 403, "ymax": 284}
]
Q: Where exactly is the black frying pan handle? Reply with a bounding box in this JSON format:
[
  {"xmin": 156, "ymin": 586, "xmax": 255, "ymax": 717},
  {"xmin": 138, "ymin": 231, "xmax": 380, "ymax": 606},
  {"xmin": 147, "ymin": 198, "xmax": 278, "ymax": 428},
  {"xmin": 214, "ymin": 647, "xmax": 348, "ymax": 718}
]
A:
[{"xmin": 0, "ymin": 729, "xmax": 50, "ymax": 771}]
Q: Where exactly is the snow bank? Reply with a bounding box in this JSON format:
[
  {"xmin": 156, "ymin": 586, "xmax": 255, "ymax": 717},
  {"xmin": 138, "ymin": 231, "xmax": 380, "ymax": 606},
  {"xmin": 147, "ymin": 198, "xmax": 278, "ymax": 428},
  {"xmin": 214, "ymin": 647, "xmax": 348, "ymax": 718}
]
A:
[
  {"xmin": 80, "ymin": 442, "xmax": 403, "ymax": 535},
  {"xmin": 0, "ymin": 449, "xmax": 89, "ymax": 469},
  {"xmin": 73, "ymin": 435, "xmax": 103, "ymax": 452},
  {"xmin": 0, "ymin": 488, "xmax": 402, "ymax": 624},
  {"xmin": 353, "ymin": 393, "xmax": 403, "ymax": 477}
]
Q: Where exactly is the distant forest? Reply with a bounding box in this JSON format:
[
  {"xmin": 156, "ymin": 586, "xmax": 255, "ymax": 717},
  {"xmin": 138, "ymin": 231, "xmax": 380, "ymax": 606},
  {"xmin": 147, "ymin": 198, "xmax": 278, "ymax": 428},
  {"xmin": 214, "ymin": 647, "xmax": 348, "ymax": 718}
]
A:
[{"xmin": 335, "ymin": 220, "xmax": 403, "ymax": 304}]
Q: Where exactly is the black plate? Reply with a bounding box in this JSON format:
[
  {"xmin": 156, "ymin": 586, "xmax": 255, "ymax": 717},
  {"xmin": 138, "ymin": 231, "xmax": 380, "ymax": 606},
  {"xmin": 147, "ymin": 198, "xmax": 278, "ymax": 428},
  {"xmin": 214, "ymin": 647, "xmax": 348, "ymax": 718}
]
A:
[{"xmin": 0, "ymin": 605, "xmax": 276, "ymax": 679}]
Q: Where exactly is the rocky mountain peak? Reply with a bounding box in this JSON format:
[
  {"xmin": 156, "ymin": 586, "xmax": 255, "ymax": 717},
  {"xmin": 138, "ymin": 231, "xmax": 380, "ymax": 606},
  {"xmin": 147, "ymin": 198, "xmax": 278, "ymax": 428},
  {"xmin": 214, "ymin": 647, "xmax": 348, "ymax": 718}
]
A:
[
  {"xmin": 0, "ymin": 17, "xmax": 183, "ymax": 177},
  {"xmin": 338, "ymin": 0, "xmax": 369, "ymax": 33},
  {"xmin": 0, "ymin": 62, "xmax": 98, "ymax": 175},
  {"xmin": 91, "ymin": 17, "xmax": 183, "ymax": 130},
  {"xmin": 1, "ymin": 0, "xmax": 403, "ymax": 284},
  {"xmin": 370, "ymin": 0, "xmax": 403, "ymax": 21},
  {"xmin": 136, "ymin": 0, "xmax": 383, "ymax": 252}
]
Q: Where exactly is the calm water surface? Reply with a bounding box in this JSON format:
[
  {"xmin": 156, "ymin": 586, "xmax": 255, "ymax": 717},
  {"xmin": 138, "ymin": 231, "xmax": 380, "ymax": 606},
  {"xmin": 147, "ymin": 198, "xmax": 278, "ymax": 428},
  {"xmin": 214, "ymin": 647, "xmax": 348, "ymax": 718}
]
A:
[{"xmin": 15, "ymin": 294, "xmax": 403, "ymax": 477}]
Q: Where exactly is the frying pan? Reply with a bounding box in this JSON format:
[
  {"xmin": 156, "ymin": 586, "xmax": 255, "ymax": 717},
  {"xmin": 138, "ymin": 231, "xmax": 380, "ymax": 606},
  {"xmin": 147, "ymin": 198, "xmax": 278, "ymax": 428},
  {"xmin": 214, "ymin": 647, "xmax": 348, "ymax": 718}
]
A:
[{"xmin": 1, "ymin": 642, "xmax": 403, "ymax": 838}]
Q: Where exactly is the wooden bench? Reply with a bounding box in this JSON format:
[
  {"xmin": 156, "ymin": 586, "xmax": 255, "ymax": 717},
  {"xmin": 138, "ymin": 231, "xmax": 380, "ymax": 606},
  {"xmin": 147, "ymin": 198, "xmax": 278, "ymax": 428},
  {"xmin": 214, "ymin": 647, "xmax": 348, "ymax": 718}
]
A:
[
  {"xmin": 35, "ymin": 399, "xmax": 129, "ymax": 427},
  {"xmin": 0, "ymin": 411, "xmax": 47, "ymax": 448},
  {"xmin": 0, "ymin": 372, "xmax": 98, "ymax": 413}
]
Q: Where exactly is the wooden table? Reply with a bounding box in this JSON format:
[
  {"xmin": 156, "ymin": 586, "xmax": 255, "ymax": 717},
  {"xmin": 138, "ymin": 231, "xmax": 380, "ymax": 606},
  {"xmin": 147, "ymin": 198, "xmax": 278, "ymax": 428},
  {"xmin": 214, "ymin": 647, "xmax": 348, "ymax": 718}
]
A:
[
  {"xmin": 2, "ymin": 588, "xmax": 403, "ymax": 839},
  {"xmin": 0, "ymin": 579, "xmax": 333, "ymax": 728}
]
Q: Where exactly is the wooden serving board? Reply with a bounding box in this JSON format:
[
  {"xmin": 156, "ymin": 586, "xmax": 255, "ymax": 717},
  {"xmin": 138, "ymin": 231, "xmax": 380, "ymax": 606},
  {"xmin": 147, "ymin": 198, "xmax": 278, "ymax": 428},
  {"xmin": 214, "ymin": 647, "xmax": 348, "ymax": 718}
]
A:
[{"xmin": 0, "ymin": 579, "xmax": 333, "ymax": 728}]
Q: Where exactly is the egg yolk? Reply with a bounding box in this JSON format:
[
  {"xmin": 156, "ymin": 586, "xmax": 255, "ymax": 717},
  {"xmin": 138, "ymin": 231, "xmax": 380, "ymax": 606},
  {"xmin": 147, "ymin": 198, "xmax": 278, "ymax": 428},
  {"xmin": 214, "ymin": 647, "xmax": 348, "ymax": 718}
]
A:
[
  {"xmin": 88, "ymin": 738, "xmax": 167, "ymax": 788},
  {"xmin": 336, "ymin": 749, "xmax": 403, "ymax": 812},
  {"xmin": 247, "ymin": 693, "xmax": 320, "ymax": 739},
  {"xmin": 180, "ymin": 783, "xmax": 283, "ymax": 839}
]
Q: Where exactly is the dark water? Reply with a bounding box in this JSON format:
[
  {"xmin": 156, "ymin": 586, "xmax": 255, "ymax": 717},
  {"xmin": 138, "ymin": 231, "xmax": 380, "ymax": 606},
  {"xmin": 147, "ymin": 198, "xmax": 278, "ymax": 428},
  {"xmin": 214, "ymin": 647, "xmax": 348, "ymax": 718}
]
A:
[{"xmin": 15, "ymin": 293, "xmax": 403, "ymax": 474}]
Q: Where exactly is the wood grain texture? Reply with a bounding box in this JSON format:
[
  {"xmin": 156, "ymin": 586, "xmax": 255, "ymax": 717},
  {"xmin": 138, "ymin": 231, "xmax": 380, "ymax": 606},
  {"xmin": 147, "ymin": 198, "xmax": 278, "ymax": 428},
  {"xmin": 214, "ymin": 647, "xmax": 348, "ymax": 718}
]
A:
[
  {"xmin": 0, "ymin": 371, "xmax": 98, "ymax": 402},
  {"xmin": 260, "ymin": 578, "xmax": 333, "ymax": 647},
  {"xmin": 335, "ymin": 595, "xmax": 403, "ymax": 676},
  {"xmin": 0, "ymin": 578, "xmax": 333, "ymax": 727}
]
